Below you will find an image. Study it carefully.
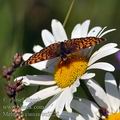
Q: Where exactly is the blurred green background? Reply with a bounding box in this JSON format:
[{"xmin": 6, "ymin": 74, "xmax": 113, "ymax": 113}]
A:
[{"xmin": 0, "ymin": 0, "xmax": 120, "ymax": 120}]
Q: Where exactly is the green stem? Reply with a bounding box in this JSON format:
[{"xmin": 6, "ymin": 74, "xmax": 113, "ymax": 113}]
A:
[{"xmin": 63, "ymin": 0, "xmax": 75, "ymax": 27}]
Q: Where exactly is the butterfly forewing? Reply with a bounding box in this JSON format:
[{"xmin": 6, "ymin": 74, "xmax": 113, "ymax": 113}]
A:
[
  {"xmin": 64, "ymin": 37, "xmax": 105, "ymax": 54},
  {"xmin": 25, "ymin": 37, "xmax": 105, "ymax": 65},
  {"xmin": 26, "ymin": 42, "xmax": 61, "ymax": 64}
]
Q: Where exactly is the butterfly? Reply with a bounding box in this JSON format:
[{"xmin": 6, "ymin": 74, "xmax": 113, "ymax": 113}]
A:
[{"xmin": 24, "ymin": 37, "xmax": 105, "ymax": 65}]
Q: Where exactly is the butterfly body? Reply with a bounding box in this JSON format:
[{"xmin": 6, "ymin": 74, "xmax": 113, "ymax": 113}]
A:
[{"xmin": 25, "ymin": 37, "xmax": 105, "ymax": 65}]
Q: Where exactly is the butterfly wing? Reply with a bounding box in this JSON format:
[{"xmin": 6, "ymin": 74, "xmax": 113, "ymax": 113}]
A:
[
  {"xmin": 24, "ymin": 37, "xmax": 105, "ymax": 65},
  {"xmin": 64, "ymin": 37, "xmax": 105, "ymax": 54},
  {"xmin": 25, "ymin": 42, "xmax": 61, "ymax": 65}
]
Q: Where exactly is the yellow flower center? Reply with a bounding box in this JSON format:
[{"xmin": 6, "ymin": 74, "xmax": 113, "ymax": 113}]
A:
[
  {"xmin": 54, "ymin": 55, "xmax": 88, "ymax": 88},
  {"xmin": 103, "ymin": 112, "xmax": 120, "ymax": 120}
]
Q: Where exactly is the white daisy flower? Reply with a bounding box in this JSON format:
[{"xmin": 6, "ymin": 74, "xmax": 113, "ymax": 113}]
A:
[
  {"xmin": 61, "ymin": 72, "xmax": 120, "ymax": 120},
  {"xmin": 16, "ymin": 19, "xmax": 119, "ymax": 120},
  {"xmin": 86, "ymin": 72, "xmax": 120, "ymax": 120},
  {"xmin": 60, "ymin": 98, "xmax": 99, "ymax": 120}
]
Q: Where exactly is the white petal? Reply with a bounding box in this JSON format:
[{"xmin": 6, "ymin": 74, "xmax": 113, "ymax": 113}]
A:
[
  {"xmin": 71, "ymin": 99, "xmax": 99, "ymax": 119},
  {"xmin": 33, "ymin": 45, "xmax": 43, "ymax": 53},
  {"xmin": 81, "ymin": 73, "xmax": 95, "ymax": 80},
  {"xmin": 71, "ymin": 24, "xmax": 81, "ymax": 38},
  {"xmin": 22, "ymin": 79, "xmax": 55, "ymax": 86},
  {"xmin": 105, "ymin": 72, "xmax": 120, "ymax": 112},
  {"xmin": 88, "ymin": 48, "xmax": 119, "ymax": 66},
  {"xmin": 40, "ymin": 102, "xmax": 56, "ymax": 120},
  {"xmin": 97, "ymin": 27, "xmax": 107, "ymax": 37},
  {"xmin": 65, "ymin": 89, "xmax": 73, "ymax": 113},
  {"xmin": 15, "ymin": 75, "xmax": 53, "ymax": 81},
  {"xmin": 26, "ymin": 75, "xmax": 54, "ymax": 81},
  {"xmin": 73, "ymin": 79, "xmax": 80, "ymax": 88},
  {"xmin": 30, "ymin": 60, "xmax": 49, "ymax": 71},
  {"xmin": 55, "ymin": 87, "xmax": 73, "ymax": 115},
  {"xmin": 26, "ymin": 75, "xmax": 53, "ymax": 81},
  {"xmin": 97, "ymin": 43, "xmax": 118, "ymax": 52},
  {"xmin": 22, "ymin": 53, "xmax": 32, "ymax": 61},
  {"xmin": 51, "ymin": 19, "xmax": 67, "ymax": 41},
  {"xmin": 80, "ymin": 20, "xmax": 90, "ymax": 37},
  {"xmin": 65, "ymin": 103, "xmax": 72, "ymax": 113},
  {"xmin": 87, "ymin": 62, "xmax": 115, "ymax": 72},
  {"xmin": 41, "ymin": 29, "xmax": 55, "ymax": 46},
  {"xmin": 90, "ymin": 43, "xmax": 118, "ymax": 59},
  {"xmin": 40, "ymin": 94, "xmax": 59, "ymax": 120},
  {"xmin": 23, "ymin": 54, "xmax": 59, "ymax": 73},
  {"xmin": 14, "ymin": 76, "xmax": 23, "ymax": 81},
  {"xmin": 60, "ymin": 111, "xmax": 85, "ymax": 120},
  {"xmin": 86, "ymin": 79, "xmax": 111, "ymax": 112},
  {"xmin": 30, "ymin": 57, "xmax": 59, "ymax": 73},
  {"xmin": 21, "ymin": 86, "xmax": 61, "ymax": 111},
  {"xmin": 18, "ymin": 75, "xmax": 55, "ymax": 86},
  {"xmin": 70, "ymin": 78, "xmax": 80, "ymax": 93},
  {"xmin": 87, "ymin": 27, "xmax": 102, "ymax": 37},
  {"xmin": 98, "ymin": 29, "xmax": 116, "ymax": 38},
  {"xmin": 55, "ymin": 88, "xmax": 68, "ymax": 115}
]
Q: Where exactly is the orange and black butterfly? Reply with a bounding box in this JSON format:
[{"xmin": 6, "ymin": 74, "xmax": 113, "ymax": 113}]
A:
[{"xmin": 24, "ymin": 37, "xmax": 105, "ymax": 65}]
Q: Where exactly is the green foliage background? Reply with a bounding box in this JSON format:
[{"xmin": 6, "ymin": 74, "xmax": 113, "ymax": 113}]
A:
[{"xmin": 0, "ymin": 0, "xmax": 120, "ymax": 120}]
